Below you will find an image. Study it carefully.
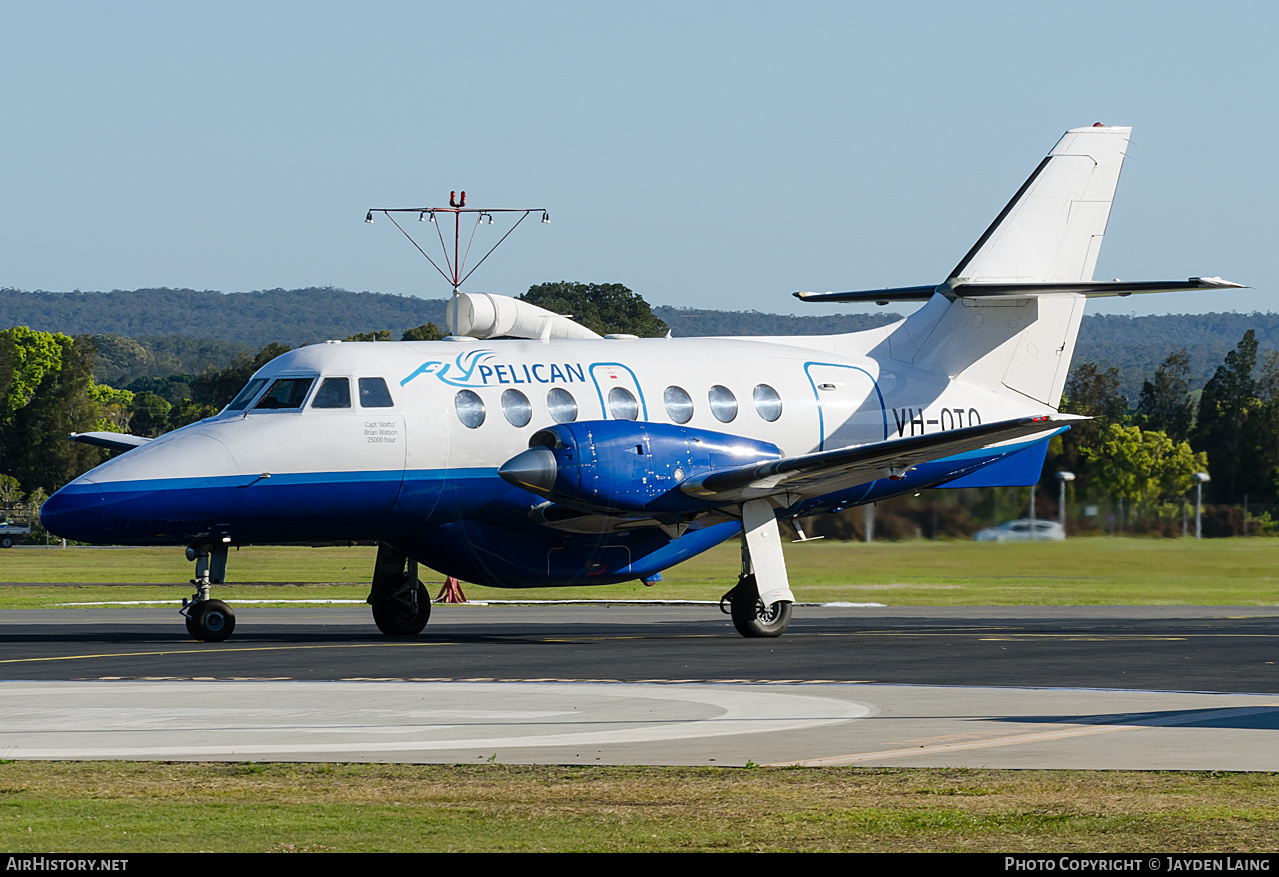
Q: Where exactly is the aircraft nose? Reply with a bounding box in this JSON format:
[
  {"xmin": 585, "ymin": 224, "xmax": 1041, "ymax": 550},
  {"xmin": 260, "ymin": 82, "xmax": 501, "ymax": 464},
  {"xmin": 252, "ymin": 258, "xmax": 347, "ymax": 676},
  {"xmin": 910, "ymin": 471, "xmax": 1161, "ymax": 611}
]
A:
[
  {"xmin": 41, "ymin": 480, "xmax": 104, "ymax": 542},
  {"xmin": 498, "ymin": 447, "xmax": 558, "ymax": 496},
  {"xmin": 40, "ymin": 430, "xmax": 243, "ymax": 545}
]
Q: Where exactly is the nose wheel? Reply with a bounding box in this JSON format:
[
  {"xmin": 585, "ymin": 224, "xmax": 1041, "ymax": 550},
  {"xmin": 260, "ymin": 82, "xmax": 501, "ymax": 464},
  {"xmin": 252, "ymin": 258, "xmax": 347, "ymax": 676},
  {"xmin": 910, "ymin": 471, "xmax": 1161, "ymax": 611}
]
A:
[
  {"xmin": 184, "ymin": 598, "xmax": 236, "ymax": 642},
  {"xmin": 182, "ymin": 543, "xmax": 236, "ymax": 642}
]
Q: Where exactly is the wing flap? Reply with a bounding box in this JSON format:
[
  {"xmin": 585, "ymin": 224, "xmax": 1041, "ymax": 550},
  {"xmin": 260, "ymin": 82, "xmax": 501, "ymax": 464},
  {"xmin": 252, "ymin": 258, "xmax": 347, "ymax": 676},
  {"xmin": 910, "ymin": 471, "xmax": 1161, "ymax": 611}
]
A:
[{"xmin": 679, "ymin": 414, "xmax": 1086, "ymax": 502}]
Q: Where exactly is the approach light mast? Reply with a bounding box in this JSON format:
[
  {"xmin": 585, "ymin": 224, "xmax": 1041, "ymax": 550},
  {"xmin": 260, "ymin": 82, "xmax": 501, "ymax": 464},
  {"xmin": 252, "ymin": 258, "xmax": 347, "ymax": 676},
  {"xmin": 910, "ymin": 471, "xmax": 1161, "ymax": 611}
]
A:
[{"xmin": 365, "ymin": 191, "xmax": 550, "ymax": 334}]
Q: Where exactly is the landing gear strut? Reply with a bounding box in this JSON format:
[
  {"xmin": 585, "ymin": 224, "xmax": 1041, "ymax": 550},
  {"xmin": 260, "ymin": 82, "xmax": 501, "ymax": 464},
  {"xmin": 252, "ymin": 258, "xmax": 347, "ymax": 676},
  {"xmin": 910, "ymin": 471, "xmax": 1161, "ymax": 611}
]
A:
[
  {"xmin": 720, "ymin": 499, "xmax": 794, "ymax": 638},
  {"xmin": 368, "ymin": 542, "xmax": 431, "ymax": 635},
  {"xmin": 181, "ymin": 543, "xmax": 236, "ymax": 642}
]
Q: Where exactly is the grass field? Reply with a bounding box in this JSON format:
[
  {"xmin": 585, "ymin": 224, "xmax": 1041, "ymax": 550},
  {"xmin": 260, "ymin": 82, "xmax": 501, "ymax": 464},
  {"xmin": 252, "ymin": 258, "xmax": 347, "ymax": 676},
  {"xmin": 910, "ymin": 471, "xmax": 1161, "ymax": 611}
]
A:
[
  {"xmin": 1, "ymin": 763, "xmax": 1277, "ymax": 852},
  {"xmin": 2, "ymin": 537, "xmax": 1277, "ymax": 608}
]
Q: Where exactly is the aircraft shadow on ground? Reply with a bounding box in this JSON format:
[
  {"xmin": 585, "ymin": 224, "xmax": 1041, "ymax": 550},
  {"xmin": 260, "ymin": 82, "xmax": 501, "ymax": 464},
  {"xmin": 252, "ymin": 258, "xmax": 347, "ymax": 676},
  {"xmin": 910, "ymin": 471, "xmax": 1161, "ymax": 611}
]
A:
[
  {"xmin": 0, "ymin": 627, "xmax": 659, "ymax": 647},
  {"xmin": 992, "ymin": 708, "xmax": 1279, "ymax": 732}
]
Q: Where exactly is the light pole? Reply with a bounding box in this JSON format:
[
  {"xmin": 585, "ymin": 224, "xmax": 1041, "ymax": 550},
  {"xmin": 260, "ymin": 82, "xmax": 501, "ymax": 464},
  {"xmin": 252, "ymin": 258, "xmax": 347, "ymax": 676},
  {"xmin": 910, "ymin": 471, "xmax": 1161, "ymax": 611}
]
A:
[
  {"xmin": 1056, "ymin": 471, "xmax": 1075, "ymax": 534},
  {"xmin": 1193, "ymin": 472, "xmax": 1211, "ymax": 539},
  {"xmin": 1028, "ymin": 484, "xmax": 1036, "ymax": 534}
]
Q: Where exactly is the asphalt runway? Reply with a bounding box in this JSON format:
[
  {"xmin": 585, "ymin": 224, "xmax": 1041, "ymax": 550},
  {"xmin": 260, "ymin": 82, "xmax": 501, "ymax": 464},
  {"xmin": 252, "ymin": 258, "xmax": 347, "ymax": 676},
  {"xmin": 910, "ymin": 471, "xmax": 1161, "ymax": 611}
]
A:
[{"xmin": 2, "ymin": 602, "xmax": 1278, "ymax": 768}]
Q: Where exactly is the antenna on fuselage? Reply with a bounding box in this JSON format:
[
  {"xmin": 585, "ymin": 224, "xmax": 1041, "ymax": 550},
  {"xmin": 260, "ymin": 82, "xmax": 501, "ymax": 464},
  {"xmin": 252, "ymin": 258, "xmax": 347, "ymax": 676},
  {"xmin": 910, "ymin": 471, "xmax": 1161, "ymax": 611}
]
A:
[{"xmin": 364, "ymin": 193, "xmax": 550, "ymax": 335}]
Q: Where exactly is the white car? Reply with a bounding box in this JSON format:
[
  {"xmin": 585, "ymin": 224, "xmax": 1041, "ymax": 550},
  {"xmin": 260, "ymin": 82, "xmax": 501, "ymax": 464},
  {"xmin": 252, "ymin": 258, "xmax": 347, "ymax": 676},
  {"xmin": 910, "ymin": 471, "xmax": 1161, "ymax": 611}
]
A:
[{"xmin": 973, "ymin": 519, "xmax": 1065, "ymax": 542}]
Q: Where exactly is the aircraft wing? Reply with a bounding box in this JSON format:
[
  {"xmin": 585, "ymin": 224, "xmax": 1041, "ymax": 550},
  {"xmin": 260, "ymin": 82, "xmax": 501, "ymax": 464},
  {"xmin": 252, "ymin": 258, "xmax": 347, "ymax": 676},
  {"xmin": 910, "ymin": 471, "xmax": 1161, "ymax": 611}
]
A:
[
  {"xmin": 679, "ymin": 413, "xmax": 1086, "ymax": 503},
  {"xmin": 69, "ymin": 432, "xmax": 154, "ymax": 452}
]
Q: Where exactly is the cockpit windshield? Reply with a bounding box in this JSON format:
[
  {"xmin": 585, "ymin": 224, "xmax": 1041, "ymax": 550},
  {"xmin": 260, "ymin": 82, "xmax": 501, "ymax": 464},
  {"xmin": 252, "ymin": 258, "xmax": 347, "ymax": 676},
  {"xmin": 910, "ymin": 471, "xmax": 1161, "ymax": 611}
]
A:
[
  {"xmin": 251, "ymin": 377, "xmax": 316, "ymax": 411},
  {"xmin": 225, "ymin": 378, "xmax": 268, "ymax": 412}
]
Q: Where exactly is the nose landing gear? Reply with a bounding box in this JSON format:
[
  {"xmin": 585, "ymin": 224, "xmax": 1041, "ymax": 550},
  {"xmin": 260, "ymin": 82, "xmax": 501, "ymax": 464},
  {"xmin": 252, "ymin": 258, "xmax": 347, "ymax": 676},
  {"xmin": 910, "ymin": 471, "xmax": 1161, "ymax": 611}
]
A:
[{"xmin": 181, "ymin": 543, "xmax": 236, "ymax": 642}]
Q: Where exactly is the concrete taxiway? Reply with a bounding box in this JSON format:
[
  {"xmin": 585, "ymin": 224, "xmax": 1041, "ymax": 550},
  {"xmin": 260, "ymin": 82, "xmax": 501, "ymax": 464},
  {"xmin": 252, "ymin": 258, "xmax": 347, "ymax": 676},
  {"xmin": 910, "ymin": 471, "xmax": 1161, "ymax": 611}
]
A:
[{"xmin": 1, "ymin": 603, "xmax": 1276, "ymax": 769}]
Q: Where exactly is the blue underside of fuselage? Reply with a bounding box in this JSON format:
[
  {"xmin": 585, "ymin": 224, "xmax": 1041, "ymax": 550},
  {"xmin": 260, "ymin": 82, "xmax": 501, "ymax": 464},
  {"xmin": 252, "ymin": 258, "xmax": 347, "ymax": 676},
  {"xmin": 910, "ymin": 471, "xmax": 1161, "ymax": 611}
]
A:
[{"xmin": 41, "ymin": 435, "xmax": 1056, "ymax": 588}]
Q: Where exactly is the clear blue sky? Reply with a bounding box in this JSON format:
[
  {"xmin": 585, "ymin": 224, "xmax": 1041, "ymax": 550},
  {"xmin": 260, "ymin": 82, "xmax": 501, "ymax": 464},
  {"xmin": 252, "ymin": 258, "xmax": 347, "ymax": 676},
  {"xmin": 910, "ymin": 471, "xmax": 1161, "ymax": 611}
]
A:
[{"xmin": 2, "ymin": 1, "xmax": 1273, "ymax": 319}]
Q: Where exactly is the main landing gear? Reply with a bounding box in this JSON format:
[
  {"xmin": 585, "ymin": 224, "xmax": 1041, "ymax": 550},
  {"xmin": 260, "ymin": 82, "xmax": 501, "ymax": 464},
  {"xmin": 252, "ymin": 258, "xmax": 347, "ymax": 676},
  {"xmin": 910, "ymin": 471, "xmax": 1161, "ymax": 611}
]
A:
[
  {"xmin": 181, "ymin": 543, "xmax": 236, "ymax": 642},
  {"xmin": 723, "ymin": 574, "xmax": 794, "ymax": 637},
  {"xmin": 367, "ymin": 542, "xmax": 431, "ymax": 635},
  {"xmin": 720, "ymin": 499, "xmax": 794, "ymax": 638}
]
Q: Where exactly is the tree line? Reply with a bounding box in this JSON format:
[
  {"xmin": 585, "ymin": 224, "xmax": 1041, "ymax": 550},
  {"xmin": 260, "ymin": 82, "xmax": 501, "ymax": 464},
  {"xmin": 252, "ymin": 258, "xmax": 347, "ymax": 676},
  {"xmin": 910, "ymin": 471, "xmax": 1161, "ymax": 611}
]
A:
[{"xmin": 1040, "ymin": 328, "xmax": 1279, "ymax": 535}]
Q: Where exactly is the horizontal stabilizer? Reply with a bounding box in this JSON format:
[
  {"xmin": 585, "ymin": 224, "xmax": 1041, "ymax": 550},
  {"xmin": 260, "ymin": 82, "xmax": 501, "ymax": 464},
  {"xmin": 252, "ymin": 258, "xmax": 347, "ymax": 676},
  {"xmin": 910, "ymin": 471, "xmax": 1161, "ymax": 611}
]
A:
[
  {"xmin": 795, "ymin": 276, "xmax": 1245, "ymax": 305},
  {"xmin": 68, "ymin": 432, "xmax": 153, "ymax": 452},
  {"xmin": 679, "ymin": 414, "xmax": 1086, "ymax": 503}
]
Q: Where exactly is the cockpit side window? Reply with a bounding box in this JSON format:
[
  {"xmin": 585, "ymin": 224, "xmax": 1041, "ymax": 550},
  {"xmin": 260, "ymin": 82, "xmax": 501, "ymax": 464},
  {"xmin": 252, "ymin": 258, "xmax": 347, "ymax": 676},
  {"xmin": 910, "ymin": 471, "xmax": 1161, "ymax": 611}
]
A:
[
  {"xmin": 311, "ymin": 377, "xmax": 352, "ymax": 409},
  {"xmin": 226, "ymin": 378, "xmax": 268, "ymax": 412},
  {"xmin": 358, "ymin": 377, "xmax": 394, "ymax": 408},
  {"xmin": 251, "ymin": 377, "xmax": 316, "ymax": 411}
]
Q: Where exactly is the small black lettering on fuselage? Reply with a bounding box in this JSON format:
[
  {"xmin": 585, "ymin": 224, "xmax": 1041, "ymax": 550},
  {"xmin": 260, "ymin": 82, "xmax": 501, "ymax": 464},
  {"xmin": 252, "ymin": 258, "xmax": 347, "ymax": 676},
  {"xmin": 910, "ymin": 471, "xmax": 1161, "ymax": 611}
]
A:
[{"xmin": 893, "ymin": 407, "xmax": 982, "ymax": 437}]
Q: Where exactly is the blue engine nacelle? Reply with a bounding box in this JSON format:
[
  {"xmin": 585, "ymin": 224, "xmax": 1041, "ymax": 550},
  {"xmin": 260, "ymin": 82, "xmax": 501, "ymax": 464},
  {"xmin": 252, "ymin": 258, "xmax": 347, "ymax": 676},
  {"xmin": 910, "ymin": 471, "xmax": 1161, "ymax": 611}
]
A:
[{"xmin": 498, "ymin": 420, "xmax": 782, "ymax": 514}]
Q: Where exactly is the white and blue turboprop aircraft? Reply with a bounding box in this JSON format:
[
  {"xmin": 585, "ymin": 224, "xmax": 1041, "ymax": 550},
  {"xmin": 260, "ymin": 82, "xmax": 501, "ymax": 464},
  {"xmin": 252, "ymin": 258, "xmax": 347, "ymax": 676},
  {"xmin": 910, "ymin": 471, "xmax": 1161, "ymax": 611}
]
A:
[{"xmin": 43, "ymin": 124, "xmax": 1240, "ymax": 642}]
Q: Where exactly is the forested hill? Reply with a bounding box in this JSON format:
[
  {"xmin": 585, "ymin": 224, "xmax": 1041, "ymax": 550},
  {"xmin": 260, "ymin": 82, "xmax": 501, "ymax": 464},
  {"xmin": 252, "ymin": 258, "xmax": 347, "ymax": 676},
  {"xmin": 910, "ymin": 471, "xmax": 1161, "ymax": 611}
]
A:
[
  {"xmin": 653, "ymin": 307, "xmax": 902, "ymax": 336},
  {"xmin": 3, "ymin": 286, "xmax": 1277, "ymax": 400},
  {"xmin": 0, "ymin": 286, "xmax": 904, "ymax": 345},
  {"xmin": 0, "ymin": 287, "xmax": 449, "ymax": 348},
  {"xmin": 1072, "ymin": 312, "xmax": 1279, "ymax": 400}
]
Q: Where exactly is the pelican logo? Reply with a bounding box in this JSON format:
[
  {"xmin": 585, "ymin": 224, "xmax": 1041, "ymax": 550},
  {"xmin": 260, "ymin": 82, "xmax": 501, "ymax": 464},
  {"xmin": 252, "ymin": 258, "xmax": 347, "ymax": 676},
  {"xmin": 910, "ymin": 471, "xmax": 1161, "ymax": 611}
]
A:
[{"xmin": 402, "ymin": 349, "xmax": 587, "ymax": 388}]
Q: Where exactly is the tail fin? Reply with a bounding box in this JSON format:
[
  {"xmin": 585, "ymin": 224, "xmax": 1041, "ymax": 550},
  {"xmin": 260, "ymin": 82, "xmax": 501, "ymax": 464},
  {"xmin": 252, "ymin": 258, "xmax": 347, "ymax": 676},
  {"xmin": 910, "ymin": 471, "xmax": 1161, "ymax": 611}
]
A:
[
  {"xmin": 893, "ymin": 126, "xmax": 1131, "ymax": 408},
  {"xmin": 807, "ymin": 125, "xmax": 1240, "ymax": 410},
  {"xmin": 951, "ymin": 124, "xmax": 1130, "ymax": 283}
]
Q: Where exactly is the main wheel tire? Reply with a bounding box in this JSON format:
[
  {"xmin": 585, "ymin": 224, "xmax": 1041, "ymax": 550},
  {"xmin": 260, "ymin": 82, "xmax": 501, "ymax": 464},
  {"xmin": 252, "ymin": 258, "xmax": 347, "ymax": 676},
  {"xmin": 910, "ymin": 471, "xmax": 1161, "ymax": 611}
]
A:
[
  {"xmin": 0, "ymin": 537, "xmax": 13, "ymax": 549},
  {"xmin": 372, "ymin": 581, "xmax": 431, "ymax": 635},
  {"xmin": 188, "ymin": 599, "xmax": 236, "ymax": 642},
  {"xmin": 729, "ymin": 575, "xmax": 793, "ymax": 638}
]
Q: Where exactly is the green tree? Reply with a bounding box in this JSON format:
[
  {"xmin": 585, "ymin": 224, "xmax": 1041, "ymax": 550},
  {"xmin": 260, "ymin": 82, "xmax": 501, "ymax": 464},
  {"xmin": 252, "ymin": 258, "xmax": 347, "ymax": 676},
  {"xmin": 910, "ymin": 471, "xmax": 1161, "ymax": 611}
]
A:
[
  {"xmin": 0, "ymin": 474, "xmax": 22, "ymax": 506},
  {"xmin": 1083, "ymin": 423, "xmax": 1208, "ymax": 520},
  {"xmin": 521, "ymin": 282, "xmax": 669, "ymax": 337},
  {"xmin": 1136, "ymin": 350, "xmax": 1194, "ymax": 443},
  {"xmin": 1047, "ymin": 363, "xmax": 1130, "ymax": 493},
  {"xmin": 88, "ymin": 381, "xmax": 134, "ymax": 433},
  {"xmin": 168, "ymin": 399, "xmax": 219, "ymax": 429},
  {"xmin": 344, "ymin": 329, "xmax": 394, "ymax": 342},
  {"xmin": 1064, "ymin": 363, "xmax": 1128, "ymax": 422},
  {"xmin": 25, "ymin": 486, "xmax": 49, "ymax": 540},
  {"xmin": 3, "ymin": 336, "xmax": 103, "ymax": 494},
  {"xmin": 129, "ymin": 390, "xmax": 173, "ymax": 437},
  {"xmin": 402, "ymin": 322, "xmax": 444, "ymax": 341},
  {"xmin": 0, "ymin": 326, "xmax": 67, "ymax": 425},
  {"xmin": 1194, "ymin": 330, "xmax": 1264, "ymax": 503},
  {"xmin": 1251, "ymin": 350, "xmax": 1279, "ymax": 502}
]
